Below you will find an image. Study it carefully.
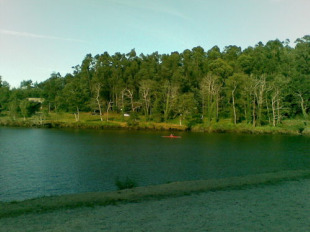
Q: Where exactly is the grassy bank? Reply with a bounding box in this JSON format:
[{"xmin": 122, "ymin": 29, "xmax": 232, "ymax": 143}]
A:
[
  {"xmin": 1, "ymin": 112, "xmax": 309, "ymax": 135},
  {"xmin": 191, "ymin": 119, "xmax": 310, "ymax": 135},
  {"xmin": 1, "ymin": 170, "xmax": 310, "ymax": 219},
  {"xmin": 0, "ymin": 112, "xmax": 187, "ymax": 131}
]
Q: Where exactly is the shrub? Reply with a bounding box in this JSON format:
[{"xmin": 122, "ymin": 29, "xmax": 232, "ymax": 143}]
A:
[
  {"xmin": 115, "ymin": 176, "xmax": 138, "ymax": 190},
  {"xmin": 187, "ymin": 114, "xmax": 203, "ymax": 128}
]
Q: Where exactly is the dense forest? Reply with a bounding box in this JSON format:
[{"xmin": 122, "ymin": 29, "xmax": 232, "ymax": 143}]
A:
[{"xmin": 0, "ymin": 36, "xmax": 309, "ymax": 128}]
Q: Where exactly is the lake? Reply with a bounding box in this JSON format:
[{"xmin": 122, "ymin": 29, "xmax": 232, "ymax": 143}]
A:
[{"xmin": 0, "ymin": 127, "xmax": 309, "ymax": 202}]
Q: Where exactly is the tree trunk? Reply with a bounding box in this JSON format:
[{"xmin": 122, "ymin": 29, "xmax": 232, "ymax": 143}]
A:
[
  {"xmin": 276, "ymin": 96, "xmax": 281, "ymax": 124},
  {"xmin": 244, "ymin": 102, "xmax": 247, "ymax": 123},
  {"xmin": 252, "ymin": 95, "xmax": 256, "ymax": 127},
  {"xmin": 202, "ymin": 93, "xmax": 205, "ymax": 119},
  {"xmin": 164, "ymin": 85, "xmax": 171, "ymax": 122},
  {"xmin": 95, "ymin": 84, "xmax": 103, "ymax": 121},
  {"xmin": 256, "ymin": 75, "xmax": 266, "ymax": 126},
  {"xmin": 74, "ymin": 106, "xmax": 80, "ymax": 121},
  {"xmin": 265, "ymin": 97, "xmax": 271, "ymax": 125},
  {"xmin": 207, "ymin": 94, "xmax": 212, "ymax": 123},
  {"xmin": 215, "ymin": 93, "xmax": 219, "ymax": 122},
  {"xmin": 142, "ymin": 91, "xmax": 149, "ymax": 118},
  {"xmin": 121, "ymin": 89, "xmax": 126, "ymax": 114},
  {"xmin": 126, "ymin": 89, "xmax": 135, "ymax": 112},
  {"xmin": 115, "ymin": 93, "xmax": 118, "ymax": 111},
  {"xmin": 232, "ymin": 87, "xmax": 236, "ymax": 125},
  {"xmin": 298, "ymin": 93, "xmax": 308, "ymax": 119},
  {"xmin": 271, "ymin": 96, "xmax": 276, "ymax": 127},
  {"xmin": 257, "ymin": 87, "xmax": 264, "ymax": 125},
  {"xmin": 106, "ymin": 100, "xmax": 113, "ymax": 122}
]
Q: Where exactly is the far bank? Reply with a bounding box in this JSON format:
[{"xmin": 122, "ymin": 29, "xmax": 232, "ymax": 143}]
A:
[{"xmin": 0, "ymin": 112, "xmax": 309, "ymax": 136}]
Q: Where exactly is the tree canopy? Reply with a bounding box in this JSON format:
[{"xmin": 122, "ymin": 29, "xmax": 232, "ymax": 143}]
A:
[{"xmin": 1, "ymin": 36, "xmax": 309, "ymax": 125}]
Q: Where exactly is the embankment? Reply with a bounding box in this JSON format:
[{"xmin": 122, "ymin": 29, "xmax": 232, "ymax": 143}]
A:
[{"xmin": 1, "ymin": 169, "xmax": 310, "ymax": 219}]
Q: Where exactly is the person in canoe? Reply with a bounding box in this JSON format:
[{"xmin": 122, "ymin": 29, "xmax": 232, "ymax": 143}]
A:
[{"xmin": 162, "ymin": 134, "xmax": 181, "ymax": 138}]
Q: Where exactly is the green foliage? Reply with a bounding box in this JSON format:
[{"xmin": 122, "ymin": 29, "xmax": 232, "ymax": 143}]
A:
[
  {"xmin": 19, "ymin": 99, "xmax": 30, "ymax": 119},
  {"xmin": 126, "ymin": 112, "xmax": 139, "ymax": 127},
  {"xmin": 187, "ymin": 114, "xmax": 203, "ymax": 128},
  {"xmin": 1, "ymin": 35, "xmax": 310, "ymax": 126}
]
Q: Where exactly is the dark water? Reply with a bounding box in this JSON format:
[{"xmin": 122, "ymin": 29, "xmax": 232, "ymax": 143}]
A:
[{"xmin": 0, "ymin": 127, "xmax": 309, "ymax": 202}]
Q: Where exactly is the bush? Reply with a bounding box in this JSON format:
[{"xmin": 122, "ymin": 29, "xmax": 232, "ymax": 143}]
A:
[
  {"xmin": 187, "ymin": 114, "xmax": 203, "ymax": 128},
  {"xmin": 297, "ymin": 125, "xmax": 305, "ymax": 134},
  {"xmin": 126, "ymin": 112, "xmax": 139, "ymax": 127},
  {"xmin": 115, "ymin": 176, "xmax": 138, "ymax": 190}
]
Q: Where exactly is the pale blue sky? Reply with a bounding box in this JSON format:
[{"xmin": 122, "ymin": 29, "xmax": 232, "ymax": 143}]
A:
[{"xmin": 0, "ymin": 0, "xmax": 309, "ymax": 88}]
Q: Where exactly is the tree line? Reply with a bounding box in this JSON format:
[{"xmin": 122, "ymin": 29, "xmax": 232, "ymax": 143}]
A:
[{"xmin": 0, "ymin": 35, "xmax": 309, "ymax": 127}]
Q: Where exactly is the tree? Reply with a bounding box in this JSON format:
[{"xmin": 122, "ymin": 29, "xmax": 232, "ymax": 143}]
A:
[
  {"xmin": 255, "ymin": 74, "xmax": 267, "ymax": 126},
  {"xmin": 223, "ymin": 45, "xmax": 242, "ymax": 72},
  {"xmin": 62, "ymin": 77, "xmax": 89, "ymax": 121},
  {"xmin": 268, "ymin": 75, "xmax": 288, "ymax": 126},
  {"xmin": 93, "ymin": 82, "xmax": 104, "ymax": 121},
  {"xmin": 200, "ymin": 74, "xmax": 222, "ymax": 123},
  {"xmin": 181, "ymin": 46, "xmax": 206, "ymax": 90},
  {"xmin": 162, "ymin": 81, "xmax": 179, "ymax": 122},
  {"xmin": 80, "ymin": 54, "xmax": 95, "ymax": 98},
  {"xmin": 8, "ymin": 101, "xmax": 18, "ymax": 120},
  {"xmin": 238, "ymin": 53, "xmax": 253, "ymax": 75},
  {"xmin": 290, "ymin": 75, "xmax": 310, "ymax": 119},
  {"xmin": 206, "ymin": 46, "xmax": 221, "ymax": 60},
  {"xmin": 226, "ymin": 73, "xmax": 247, "ymax": 124},
  {"xmin": 41, "ymin": 72, "xmax": 64, "ymax": 112},
  {"xmin": 0, "ymin": 77, "xmax": 10, "ymax": 112},
  {"xmin": 242, "ymin": 75, "xmax": 258, "ymax": 126},
  {"xmin": 209, "ymin": 58, "xmax": 233, "ymax": 79},
  {"xmin": 124, "ymin": 88, "xmax": 140, "ymax": 112},
  {"xmin": 177, "ymin": 92, "xmax": 198, "ymax": 126},
  {"xmin": 19, "ymin": 99, "xmax": 31, "ymax": 120},
  {"xmin": 20, "ymin": 80, "xmax": 33, "ymax": 89},
  {"xmin": 139, "ymin": 79, "xmax": 155, "ymax": 119},
  {"xmin": 294, "ymin": 35, "xmax": 310, "ymax": 75},
  {"xmin": 105, "ymin": 99, "xmax": 113, "ymax": 122},
  {"xmin": 291, "ymin": 35, "xmax": 310, "ymax": 118}
]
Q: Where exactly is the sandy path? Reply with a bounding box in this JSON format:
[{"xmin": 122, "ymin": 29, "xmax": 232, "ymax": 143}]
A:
[{"xmin": 1, "ymin": 179, "xmax": 310, "ymax": 232}]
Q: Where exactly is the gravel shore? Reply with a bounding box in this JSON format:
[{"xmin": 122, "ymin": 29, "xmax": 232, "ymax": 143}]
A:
[{"xmin": 1, "ymin": 178, "xmax": 310, "ymax": 232}]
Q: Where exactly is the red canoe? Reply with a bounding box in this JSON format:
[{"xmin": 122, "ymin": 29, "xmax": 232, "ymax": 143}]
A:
[{"xmin": 162, "ymin": 134, "xmax": 182, "ymax": 138}]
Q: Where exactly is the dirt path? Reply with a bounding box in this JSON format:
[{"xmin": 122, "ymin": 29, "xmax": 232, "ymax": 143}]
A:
[{"xmin": 1, "ymin": 179, "xmax": 310, "ymax": 232}]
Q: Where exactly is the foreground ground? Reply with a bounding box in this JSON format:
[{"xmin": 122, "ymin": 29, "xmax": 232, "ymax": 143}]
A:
[{"xmin": 1, "ymin": 178, "xmax": 309, "ymax": 232}]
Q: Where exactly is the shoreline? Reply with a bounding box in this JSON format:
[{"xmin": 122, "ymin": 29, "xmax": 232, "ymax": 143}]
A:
[
  {"xmin": 1, "ymin": 169, "xmax": 310, "ymax": 219},
  {"xmin": 0, "ymin": 118, "xmax": 309, "ymax": 136}
]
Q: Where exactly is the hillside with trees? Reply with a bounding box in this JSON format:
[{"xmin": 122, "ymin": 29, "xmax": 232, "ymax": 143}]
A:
[{"xmin": 0, "ymin": 36, "xmax": 309, "ymax": 133}]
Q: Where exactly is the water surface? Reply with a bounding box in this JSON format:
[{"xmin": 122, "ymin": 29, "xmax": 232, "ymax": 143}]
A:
[{"xmin": 0, "ymin": 127, "xmax": 309, "ymax": 201}]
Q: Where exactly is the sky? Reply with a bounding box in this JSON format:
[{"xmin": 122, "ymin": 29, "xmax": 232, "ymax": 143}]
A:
[{"xmin": 0, "ymin": 0, "xmax": 309, "ymax": 88}]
